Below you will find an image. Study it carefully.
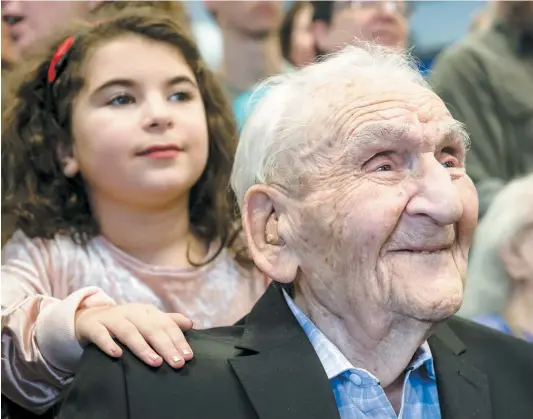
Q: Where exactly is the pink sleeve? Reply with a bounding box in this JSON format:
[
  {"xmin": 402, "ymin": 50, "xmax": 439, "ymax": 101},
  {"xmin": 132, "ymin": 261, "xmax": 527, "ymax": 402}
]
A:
[{"xmin": 1, "ymin": 231, "xmax": 116, "ymax": 414}]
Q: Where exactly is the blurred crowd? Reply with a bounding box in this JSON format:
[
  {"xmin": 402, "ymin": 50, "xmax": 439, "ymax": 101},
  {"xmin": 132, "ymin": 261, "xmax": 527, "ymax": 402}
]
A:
[{"xmin": 1, "ymin": 1, "xmax": 532, "ymax": 418}]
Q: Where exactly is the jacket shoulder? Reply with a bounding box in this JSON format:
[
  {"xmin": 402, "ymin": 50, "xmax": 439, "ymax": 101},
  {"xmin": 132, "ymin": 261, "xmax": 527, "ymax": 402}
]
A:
[
  {"xmin": 444, "ymin": 316, "xmax": 533, "ymax": 379},
  {"xmin": 117, "ymin": 326, "xmax": 256, "ymax": 418}
]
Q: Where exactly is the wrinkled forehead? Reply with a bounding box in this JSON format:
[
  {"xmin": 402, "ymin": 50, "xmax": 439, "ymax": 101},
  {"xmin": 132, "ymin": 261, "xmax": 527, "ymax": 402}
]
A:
[{"xmin": 304, "ymin": 82, "xmax": 467, "ymax": 153}]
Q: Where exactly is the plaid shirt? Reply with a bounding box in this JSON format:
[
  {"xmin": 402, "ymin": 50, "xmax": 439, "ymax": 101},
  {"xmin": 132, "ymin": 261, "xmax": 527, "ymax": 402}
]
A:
[{"xmin": 283, "ymin": 291, "xmax": 442, "ymax": 419}]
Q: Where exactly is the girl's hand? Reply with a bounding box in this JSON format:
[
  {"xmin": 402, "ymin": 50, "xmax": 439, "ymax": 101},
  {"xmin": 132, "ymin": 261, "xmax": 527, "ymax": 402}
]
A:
[{"xmin": 75, "ymin": 303, "xmax": 194, "ymax": 368}]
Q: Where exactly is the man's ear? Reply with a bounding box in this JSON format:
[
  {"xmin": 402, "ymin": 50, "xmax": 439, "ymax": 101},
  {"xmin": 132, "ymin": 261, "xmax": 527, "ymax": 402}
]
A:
[{"xmin": 242, "ymin": 185, "xmax": 299, "ymax": 283}]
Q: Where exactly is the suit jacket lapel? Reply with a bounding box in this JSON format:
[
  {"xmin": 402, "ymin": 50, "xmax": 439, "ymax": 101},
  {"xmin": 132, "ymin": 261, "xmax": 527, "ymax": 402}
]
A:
[
  {"xmin": 429, "ymin": 322, "xmax": 492, "ymax": 419},
  {"xmin": 229, "ymin": 284, "xmax": 340, "ymax": 419}
]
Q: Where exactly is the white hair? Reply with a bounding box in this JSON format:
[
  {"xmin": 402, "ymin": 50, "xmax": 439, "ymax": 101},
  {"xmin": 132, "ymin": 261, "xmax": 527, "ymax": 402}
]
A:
[
  {"xmin": 459, "ymin": 173, "xmax": 533, "ymax": 319},
  {"xmin": 230, "ymin": 43, "xmax": 429, "ymax": 208}
]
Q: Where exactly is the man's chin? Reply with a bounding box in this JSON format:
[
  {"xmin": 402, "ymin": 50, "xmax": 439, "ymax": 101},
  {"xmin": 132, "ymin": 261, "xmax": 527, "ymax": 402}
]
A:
[
  {"xmin": 415, "ymin": 296, "xmax": 463, "ymax": 323},
  {"xmin": 400, "ymin": 286, "xmax": 464, "ymax": 323}
]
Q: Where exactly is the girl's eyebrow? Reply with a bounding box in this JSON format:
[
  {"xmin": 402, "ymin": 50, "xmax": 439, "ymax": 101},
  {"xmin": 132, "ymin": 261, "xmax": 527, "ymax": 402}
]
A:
[{"xmin": 90, "ymin": 75, "xmax": 198, "ymax": 96}]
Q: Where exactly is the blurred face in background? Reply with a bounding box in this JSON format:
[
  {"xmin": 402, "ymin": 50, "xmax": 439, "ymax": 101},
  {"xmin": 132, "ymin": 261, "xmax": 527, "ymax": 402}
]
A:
[
  {"xmin": 207, "ymin": 1, "xmax": 284, "ymax": 39},
  {"xmin": 289, "ymin": 3, "xmax": 315, "ymax": 66},
  {"xmin": 503, "ymin": 221, "xmax": 533, "ymax": 291},
  {"xmin": 2, "ymin": 20, "xmax": 17, "ymax": 64},
  {"xmin": 314, "ymin": 0, "xmax": 410, "ymax": 53},
  {"xmin": 497, "ymin": 1, "xmax": 533, "ymax": 34},
  {"xmin": 1, "ymin": 0, "xmax": 96, "ymax": 58}
]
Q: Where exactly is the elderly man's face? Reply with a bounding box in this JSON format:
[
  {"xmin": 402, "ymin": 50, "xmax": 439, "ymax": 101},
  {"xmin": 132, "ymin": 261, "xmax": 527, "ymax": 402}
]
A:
[{"xmin": 274, "ymin": 82, "xmax": 478, "ymax": 322}]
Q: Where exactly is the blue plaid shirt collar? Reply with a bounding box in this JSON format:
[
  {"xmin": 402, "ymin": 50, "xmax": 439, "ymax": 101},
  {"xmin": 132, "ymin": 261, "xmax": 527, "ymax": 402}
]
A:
[
  {"xmin": 282, "ymin": 290, "xmax": 441, "ymax": 419},
  {"xmin": 282, "ymin": 290, "xmax": 435, "ymax": 380}
]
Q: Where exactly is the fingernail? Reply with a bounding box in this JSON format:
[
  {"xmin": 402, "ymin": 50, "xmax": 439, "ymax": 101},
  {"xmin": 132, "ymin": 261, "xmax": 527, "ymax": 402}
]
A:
[
  {"xmin": 172, "ymin": 355, "xmax": 182, "ymax": 364},
  {"xmin": 111, "ymin": 347, "xmax": 118, "ymax": 353},
  {"xmin": 149, "ymin": 353, "xmax": 160, "ymax": 361},
  {"xmin": 183, "ymin": 349, "xmax": 192, "ymax": 356}
]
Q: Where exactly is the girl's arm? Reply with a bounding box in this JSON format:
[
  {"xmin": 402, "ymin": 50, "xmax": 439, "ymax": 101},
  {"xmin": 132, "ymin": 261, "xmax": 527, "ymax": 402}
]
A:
[{"xmin": 1, "ymin": 231, "xmax": 116, "ymax": 414}]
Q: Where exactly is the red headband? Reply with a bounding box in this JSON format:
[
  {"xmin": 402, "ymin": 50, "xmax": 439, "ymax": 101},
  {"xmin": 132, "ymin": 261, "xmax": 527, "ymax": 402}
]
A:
[{"xmin": 47, "ymin": 35, "xmax": 76, "ymax": 84}]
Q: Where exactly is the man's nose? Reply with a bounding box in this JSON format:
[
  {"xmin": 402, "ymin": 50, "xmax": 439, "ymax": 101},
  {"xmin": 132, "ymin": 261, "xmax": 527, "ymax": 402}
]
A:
[{"xmin": 405, "ymin": 155, "xmax": 463, "ymax": 226}]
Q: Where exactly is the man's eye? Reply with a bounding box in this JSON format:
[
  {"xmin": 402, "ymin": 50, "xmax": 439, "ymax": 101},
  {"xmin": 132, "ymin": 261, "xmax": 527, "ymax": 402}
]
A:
[
  {"xmin": 375, "ymin": 164, "xmax": 393, "ymax": 172},
  {"xmin": 440, "ymin": 147, "xmax": 461, "ymax": 168},
  {"xmin": 442, "ymin": 161, "xmax": 454, "ymax": 168},
  {"xmin": 441, "ymin": 156, "xmax": 460, "ymax": 168}
]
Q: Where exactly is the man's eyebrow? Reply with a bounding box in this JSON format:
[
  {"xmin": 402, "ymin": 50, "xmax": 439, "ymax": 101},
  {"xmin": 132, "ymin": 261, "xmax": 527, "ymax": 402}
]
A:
[
  {"xmin": 342, "ymin": 120, "xmax": 471, "ymax": 151},
  {"xmin": 342, "ymin": 122, "xmax": 412, "ymax": 149},
  {"xmin": 90, "ymin": 75, "xmax": 198, "ymax": 96},
  {"xmin": 440, "ymin": 120, "xmax": 471, "ymax": 151}
]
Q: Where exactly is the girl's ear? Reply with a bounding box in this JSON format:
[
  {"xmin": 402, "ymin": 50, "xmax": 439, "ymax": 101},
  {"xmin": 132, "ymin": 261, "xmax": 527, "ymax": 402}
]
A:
[
  {"xmin": 62, "ymin": 157, "xmax": 79, "ymax": 178},
  {"xmin": 58, "ymin": 145, "xmax": 79, "ymax": 178}
]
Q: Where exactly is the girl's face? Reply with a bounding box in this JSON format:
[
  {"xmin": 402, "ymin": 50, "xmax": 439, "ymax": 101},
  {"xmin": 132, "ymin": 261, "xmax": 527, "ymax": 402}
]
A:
[{"xmin": 69, "ymin": 34, "xmax": 209, "ymax": 210}]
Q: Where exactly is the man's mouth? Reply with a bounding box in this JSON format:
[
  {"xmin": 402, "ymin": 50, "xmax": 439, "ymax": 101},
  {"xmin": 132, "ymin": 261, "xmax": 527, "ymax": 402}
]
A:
[
  {"xmin": 392, "ymin": 246, "xmax": 452, "ymax": 254},
  {"xmin": 400, "ymin": 249, "xmax": 447, "ymax": 254}
]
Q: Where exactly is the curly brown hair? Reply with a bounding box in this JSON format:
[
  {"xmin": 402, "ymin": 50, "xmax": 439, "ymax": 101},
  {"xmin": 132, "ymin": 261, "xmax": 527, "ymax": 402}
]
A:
[{"xmin": 2, "ymin": 8, "xmax": 246, "ymax": 265}]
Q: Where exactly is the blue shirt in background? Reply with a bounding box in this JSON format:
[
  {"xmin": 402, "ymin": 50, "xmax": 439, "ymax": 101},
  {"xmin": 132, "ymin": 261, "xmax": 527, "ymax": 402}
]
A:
[
  {"xmin": 474, "ymin": 314, "xmax": 533, "ymax": 344},
  {"xmin": 232, "ymin": 61, "xmax": 294, "ymax": 132}
]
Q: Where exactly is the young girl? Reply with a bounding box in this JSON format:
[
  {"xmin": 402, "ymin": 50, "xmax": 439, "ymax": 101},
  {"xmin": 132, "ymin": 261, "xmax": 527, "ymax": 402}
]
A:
[{"xmin": 1, "ymin": 9, "xmax": 268, "ymax": 415}]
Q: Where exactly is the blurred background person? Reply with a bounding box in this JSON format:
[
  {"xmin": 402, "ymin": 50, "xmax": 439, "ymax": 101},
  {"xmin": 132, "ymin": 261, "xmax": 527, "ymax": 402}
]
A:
[
  {"xmin": 1, "ymin": 0, "xmax": 95, "ymax": 59},
  {"xmin": 430, "ymin": 1, "xmax": 533, "ymax": 219},
  {"xmin": 468, "ymin": 2, "xmax": 495, "ymax": 33},
  {"xmin": 2, "ymin": 19, "xmax": 17, "ymax": 100},
  {"xmin": 280, "ymin": 1, "xmax": 316, "ymax": 67},
  {"xmin": 2, "ymin": 20, "xmax": 17, "ymax": 67},
  {"xmin": 460, "ymin": 174, "xmax": 533, "ymax": 343},
  {"xmin": 206, "ymin": 1, "xmax": 288, "ymax": 103},
  {"xmin": 1, "ymin": 0, "xmax": 190, "ymax": 60},
  {"xmin": 2, "ymin": 19, "xmax": 19, "ymax": 249},
  {"xmin": 311, "ymin": 0, "xmax": 410, "ymax": 56},
  {"xmin": 206, "ymin": 1, "xmax": 290, "ymax": 130}
]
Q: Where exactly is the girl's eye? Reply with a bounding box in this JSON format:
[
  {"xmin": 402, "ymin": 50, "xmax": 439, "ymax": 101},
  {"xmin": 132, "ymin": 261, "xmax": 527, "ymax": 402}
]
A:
[
  {"xmin": 169, "ymin": 92, "xmax": 190, "ymax": 102},
  {"xmin": 108, "ymin": 94, "xmax": 134, "ymax": 106}
]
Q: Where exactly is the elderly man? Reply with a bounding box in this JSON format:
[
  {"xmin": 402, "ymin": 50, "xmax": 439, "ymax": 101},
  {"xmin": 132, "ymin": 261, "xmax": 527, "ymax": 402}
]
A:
[{"xmin": 58, "ymin": 44, "xmax": 533, "ymax": 419}]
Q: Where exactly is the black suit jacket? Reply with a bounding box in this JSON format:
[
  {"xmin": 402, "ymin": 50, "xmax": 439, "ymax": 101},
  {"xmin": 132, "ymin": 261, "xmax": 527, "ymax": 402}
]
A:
[{"xmin": 58, "ymin": 284, "xmax": 533, "ymax": 419}]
